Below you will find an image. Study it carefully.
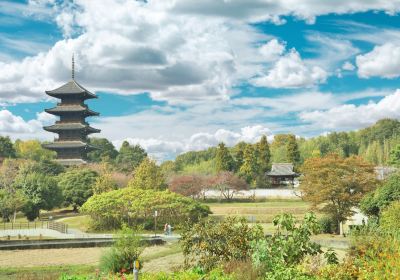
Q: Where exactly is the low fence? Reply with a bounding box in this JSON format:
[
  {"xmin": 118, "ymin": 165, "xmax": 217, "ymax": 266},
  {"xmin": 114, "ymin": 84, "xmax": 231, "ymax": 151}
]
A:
[{"xmin": 1, "ymin": 221, "xmax": 68, "ymax": 234}]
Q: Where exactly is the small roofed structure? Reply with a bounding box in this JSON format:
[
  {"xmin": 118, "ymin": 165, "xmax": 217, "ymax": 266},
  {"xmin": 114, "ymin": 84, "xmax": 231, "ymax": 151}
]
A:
[{"xmin": 266, "ymin": 163, "xmax": 299, "ymax": 187}]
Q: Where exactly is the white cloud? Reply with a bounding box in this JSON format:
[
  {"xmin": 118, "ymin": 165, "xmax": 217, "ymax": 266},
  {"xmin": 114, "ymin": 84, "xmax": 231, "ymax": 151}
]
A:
[
  {"xmin": 0, "ymin": 110, "xmax": 55, "ymax": 136},
  {"xmin": 356, "ymin": 43, "xmax": 400, "ymax": 78},
  {"xmin": 251, "ymin": 49, "xmax": 327, "ymax": 88},
  {"xmin": 299, "ymin": 89, "xmax": 400, "ymax": 130},
  {"xmin": 113, "ymin": 125, "xmax": 271, "ymax": 161},
  {"xmin": 258, "ymin": 39, "xmax": 285, "ymax": 62},
  {"xmin": 342, "ymin": 61, "xmax": 355, "ymax": 71},
  {"xmin": 171, "ymin": 0, "xmax": 400, "ymax": 25}
]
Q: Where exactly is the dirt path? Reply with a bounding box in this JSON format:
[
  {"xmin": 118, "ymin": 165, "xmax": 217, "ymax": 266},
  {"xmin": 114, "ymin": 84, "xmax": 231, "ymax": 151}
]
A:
[{"xmin": 0, "ymin": 244, "xmax": 179, "ymax": 268}]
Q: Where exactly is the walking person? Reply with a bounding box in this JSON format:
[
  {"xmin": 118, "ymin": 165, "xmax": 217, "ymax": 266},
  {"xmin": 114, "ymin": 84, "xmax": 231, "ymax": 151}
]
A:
[
  {"xmin": 167, "ymin": 224, "xmax": 173, "ymax": 236},
  {"xmin": 164, "ymin": 223, "xmax": 168, "ymax": 235}
]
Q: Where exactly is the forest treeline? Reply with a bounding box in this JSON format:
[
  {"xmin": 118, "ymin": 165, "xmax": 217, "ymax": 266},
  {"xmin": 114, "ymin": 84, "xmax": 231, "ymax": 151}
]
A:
[{"xmin": 167, "ymin": 118, "xmax": 400, "ymax": 175}]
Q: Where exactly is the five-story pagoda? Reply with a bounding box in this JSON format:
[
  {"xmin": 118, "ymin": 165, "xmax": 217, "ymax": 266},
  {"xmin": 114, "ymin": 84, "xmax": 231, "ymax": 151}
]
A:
[{"xmin": 43, "ymin": 56, "xmax": 100, "ymax": 165}]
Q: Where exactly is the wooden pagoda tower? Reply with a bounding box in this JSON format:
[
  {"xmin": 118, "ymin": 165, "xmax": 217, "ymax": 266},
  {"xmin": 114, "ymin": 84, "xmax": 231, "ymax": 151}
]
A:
[{"xmin": 43, "ymin": 56, "xmax": 100, "ymax": 165}]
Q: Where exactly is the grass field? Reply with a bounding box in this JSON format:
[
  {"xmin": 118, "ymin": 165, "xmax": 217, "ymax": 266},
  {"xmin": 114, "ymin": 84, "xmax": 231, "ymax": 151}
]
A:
[
  {"xmin": 206, "ymin": 199, "xmax": 317, "ymax": 226},
  {"xmin": 0, "ymin": 242, "xmax": 183, "ymax": 279}
]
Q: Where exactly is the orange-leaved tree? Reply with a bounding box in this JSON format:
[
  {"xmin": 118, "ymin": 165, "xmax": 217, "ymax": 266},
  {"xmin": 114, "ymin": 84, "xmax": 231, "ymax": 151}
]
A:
[{"xmin": 300, "ymin": 154, "xmax": 378, "ymax": 233}]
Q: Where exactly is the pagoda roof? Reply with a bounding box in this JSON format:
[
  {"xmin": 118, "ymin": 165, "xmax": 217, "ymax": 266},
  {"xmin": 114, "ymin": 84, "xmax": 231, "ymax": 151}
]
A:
[
  {"xmin": 266, "ymin": 163, "xmax": 298, "ymax": 177},
  {"xmin": 45, "ymin": 105, "xmax": 99, "ymax": 116},
  {"xmin": 42, "ymin": 141, "xmax": 97, "ymax": 150},
  {"xmin": 43, "ymin": 123, "xmax": 100, "ymax": 134},
  {"xmin": 46, "ymin": 80, "xmax": 97, "ymax": 99},
  {"xmin": 56, "ymin": 158, "xmax": 88, "ymax": 166}
]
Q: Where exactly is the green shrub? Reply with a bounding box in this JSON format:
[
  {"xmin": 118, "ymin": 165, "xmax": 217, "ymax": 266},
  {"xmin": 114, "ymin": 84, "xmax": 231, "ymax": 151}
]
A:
[
  {"xmin": 100, "ymin": 225, "xmax": 144, "ymax": 273},
  {"xmin": 318, "ymin": 216, "xmax": 337, "ymax": 234},
  {"xmin": 181, "ymin": 216, "xmax": 263, "ymax": 271},
  {"xmin": 380, "ymin": 201, "xmax": 400, "ymax": 233},
  {"xmin": 81, "ymin": 188, "xmax": 210, "ymax": 230}
]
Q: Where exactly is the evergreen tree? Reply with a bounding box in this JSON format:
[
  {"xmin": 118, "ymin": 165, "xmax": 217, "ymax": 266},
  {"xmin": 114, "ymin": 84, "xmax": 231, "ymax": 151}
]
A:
[
  {"xmin": 389, "ymin": 144, "xmax": 400, "ymax": 167},
  {"xmin": 88, "ymin": 138, "xmax": 118, "ymax": 163},
  {"xmin": 256, "ymin": 135, "xmax": 271, "ymax": 174},
  {"xmin": 127, "ymin": 157, "xmax": 167, "ymax": 190},
  {"xmin": 215, "ymin": 142, "xmax": 234, "ymax": 172},
  {"xmin": 239, "ymin": 145, "xmax": 258, "ymax": 185},
  {"xmin": 286, "ymin": 135, "xmax": 300, "ymax": 165},
  {"xmin": 232, "ymin": 141, "xmax": 248, "ymax": 173},
  {"xmin": 115, "ymin": 141, "xmax": 147, "ymax": 173},
  {"xmin": 0, "ymin": 136, "xmax": 16, "ymax": 158}
]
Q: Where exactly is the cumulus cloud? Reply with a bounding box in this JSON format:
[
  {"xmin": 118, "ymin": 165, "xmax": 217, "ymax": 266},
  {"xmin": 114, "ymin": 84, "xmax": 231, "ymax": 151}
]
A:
[
  {"xmin": 0, "ymin": 110, "xmax": 55, "ymax": 136},
  {"xmin": 356, "ymin": 43, "xmax": 400, "ymax": 78},
  {"xmin": 0, "ymin": 0, "xmax": 270, "ymax": 104},
  {"xmin": 113, "ymin": 125, "xmax": 272, "ymax": 161},
  {"xmin": 258, "ymin": 39, "xmax": 285, "ymax": 62},
  {"xmin": 299, "ymin": 90, "xmax": 400, "ymax": 130},
  {"xmin": 251, "ymin": 49, "xmax": 327, "ymax": 88}
]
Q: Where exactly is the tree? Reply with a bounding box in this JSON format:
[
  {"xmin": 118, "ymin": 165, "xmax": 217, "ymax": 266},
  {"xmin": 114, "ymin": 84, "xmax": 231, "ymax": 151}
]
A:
[
  {"xmin": 17, "ymin": 159, "xmax": 64, "ymax": 177},
  {"xmin": 286, "ymin": 134, "xmax": 300, "ymax": 165},
  {"xmin": 0, "ymin": 189, "xmax": 26, "ymax": 222},
  {"xmin": 127, "ymin": 157, "xmax": 166, "ymax": 190},
  {"xmin": 300, "ymin": 154, "xmax": 377, "ymax": 233},
  {"xmin": 239, "ymin": 145, "xmax": 258, "ymax": 185},
  {"xmin": 81, "ymin": 188, "xmax": 211, "ymax": 230},
  {"xmin": 209, "ymin": 171, "xmax": 249, "ymax": 201},
  {"xmin": 181, "ymin": 216, "xmax": 263, "ymax": 271},
  {"xmin": 251, "ymin": 213, "xmax": 322, "ymax": 278},
  {"xmin": 215, "ymin": 142, "xmax": 234, "ymax": 172},
  {"xmin": 0, "ymin": 136, "xmax": 16, "ymax": 158},
  {"xmin": 389, "ymin": 144, "xmax": 400, "ymax": 166},
  {"xmin": 93, "ymin": 172, "xmax": 118, "ymax": 195},
  {"xmin": 58, "ymin": 168, "xmax": 98, "ymax": 211},
  {"xmin": 256, "ymin": 135, "xmax": 271, "ymax": 174},
  {"xmin": 115, "ymin": 141, "xmax": 147, "ymax": 173},
  {"xmin": 88, "ymin": 138, "xmax": 118, "ymax": 163},
  {"xmin": 15, "ymin": 172, "xmax": 62, "ymax": 221},
  {"xmin": 14, "ymin": 140, "xmax": 55, "ymax": 161},
  {"xmin": 168, "ymin": 174, "xmax": 209, "ymax": 199},
  {"xmin": 360, "ymin": 172, "xmax": 400, "ymax": 217},
  {"xmin": 232, "ymin": 141, "xmax": 248, "ymax": 172}
]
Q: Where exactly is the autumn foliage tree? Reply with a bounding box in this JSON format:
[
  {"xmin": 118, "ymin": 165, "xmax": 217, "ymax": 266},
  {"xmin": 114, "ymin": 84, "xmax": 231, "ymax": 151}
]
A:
[
  {"xmin": 209, "ymin": 171, "xmax": 249, "ymax": 200},
  {"xmin": 300, "ymin": 154, "xmax": 378, "ymax": 233},
  {"xmin": 168, "ymin": 174, "xmax": 209, "ymax": 199}
]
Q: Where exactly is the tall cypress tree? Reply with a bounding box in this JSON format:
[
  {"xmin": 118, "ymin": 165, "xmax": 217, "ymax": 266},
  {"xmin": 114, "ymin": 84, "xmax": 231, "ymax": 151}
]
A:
[
  {"xmin": 215, "ymin": 142, "xmax": 234, "ymax": 172},
  {"xmin": 239, "ymin": 145, "xmax": 258, "ymax": 185},
  {"xmin": 256, "ymin": 135, "xmax": 271, "ymax": 174},
  {"xmin": 286, "ymin": 134, "xmax": 300, "ymax": 165}
]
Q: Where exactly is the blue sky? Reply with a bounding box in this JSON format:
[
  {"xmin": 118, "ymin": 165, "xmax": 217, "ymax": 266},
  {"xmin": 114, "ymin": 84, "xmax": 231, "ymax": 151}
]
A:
[{"xmin": 1, "ymin": 0, "xmax": 400, "ymax": 160}]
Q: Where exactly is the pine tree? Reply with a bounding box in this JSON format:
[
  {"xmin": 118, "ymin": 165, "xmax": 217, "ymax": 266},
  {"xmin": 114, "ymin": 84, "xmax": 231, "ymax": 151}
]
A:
[
  {"xmin": 232, "ymin": 142, "xmax": 247, "ymax": 172},
  {"xmin": 215, "ymin": 142, "xmax": 234, "ymax": 172},
  {"xmin": 286, "ymin": 135, "xmax": 300, "ymax": 165},
  {"xmin": 256, "ymin": 135, "xmax": 271, "ymax": 174},
  {"xmin": 239, "ymin": 145, "xmax": 258, "ymax": 185}
]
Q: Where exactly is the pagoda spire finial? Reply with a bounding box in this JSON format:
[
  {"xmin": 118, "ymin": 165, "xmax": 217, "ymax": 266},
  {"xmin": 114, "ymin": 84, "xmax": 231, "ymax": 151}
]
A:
[{"xmin": 72, "ymin": 53, "xmax": 75, "ymax": 80}]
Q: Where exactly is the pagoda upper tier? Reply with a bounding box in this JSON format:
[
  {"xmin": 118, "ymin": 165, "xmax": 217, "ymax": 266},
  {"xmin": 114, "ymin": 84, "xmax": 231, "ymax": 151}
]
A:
[
  {"xmin": 46, "ymin": 80, "xmax": 97, "ymax": 99},
  {"xmin": 45, "ymin": 104, "xmax": 99, "ymax": 117}
]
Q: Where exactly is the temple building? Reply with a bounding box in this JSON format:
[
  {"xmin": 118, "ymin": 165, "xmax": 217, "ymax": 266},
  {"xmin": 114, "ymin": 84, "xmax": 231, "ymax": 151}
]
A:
[
  {"xmin": 43, "ymin": 57, "xmax": 100, "ymax": 165},
  {"xmin": 266, "ymin": 163, "xmax": 299, "ymax": 187}
]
